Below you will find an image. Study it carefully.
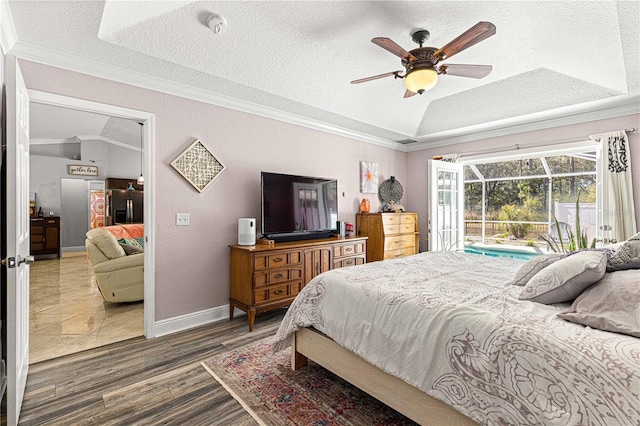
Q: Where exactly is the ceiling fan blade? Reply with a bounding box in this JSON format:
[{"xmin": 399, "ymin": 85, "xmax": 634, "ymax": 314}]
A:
[
  {"xmin": 351, "ymin": 70, "xmax": 403, "ymax": 84},
  {"xmin": 372, "ymin": 37, "xmax": 417, "ymax": 61},
  {"xmin": 434, "ymin": 22, "xmax": 496, "ymax": 60},
  {"xmin": 439, "ymin": 64, "xmax": 492, "ymax": 79},
  {"xmin": 404, "ymin": 90, "xmax": 417, "ymax": 98}
]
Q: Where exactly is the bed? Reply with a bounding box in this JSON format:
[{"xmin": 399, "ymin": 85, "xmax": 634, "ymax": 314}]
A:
[{"xmin": 273, "ymin": 250, "xmax": 640, "ymax": 426}]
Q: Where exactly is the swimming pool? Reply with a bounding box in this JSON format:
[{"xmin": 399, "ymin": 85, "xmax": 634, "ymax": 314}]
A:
[{"xmin": 464, "ymin": 245, "xmax": 539, "ymax": 261}]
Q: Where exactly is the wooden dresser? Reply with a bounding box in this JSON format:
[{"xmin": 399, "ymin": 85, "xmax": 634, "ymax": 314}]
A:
[
  {"xmin": 229, "ymin": 236, "xmax": 367, "ymax": 330},
  {"xmin": 356, "ymin": 213, "xmax": 419, "ymax": 262},
  {"xmin": 30, "ymin": 217, "xmax": 61, "ymax": 258}
]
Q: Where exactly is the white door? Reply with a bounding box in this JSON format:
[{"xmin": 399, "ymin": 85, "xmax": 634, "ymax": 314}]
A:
[
  {"xmin": 5, "ymin": 55, "xmax": 32, "ymax": 426},
  {"xmin": 428, "ymin": 160, "xmax": 464, "ymax": 251}
]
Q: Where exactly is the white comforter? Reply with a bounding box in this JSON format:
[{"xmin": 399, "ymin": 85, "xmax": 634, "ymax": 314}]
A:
[{"xmin": 273, "ymin": 251, "xmax": 640, "ymax": 426}]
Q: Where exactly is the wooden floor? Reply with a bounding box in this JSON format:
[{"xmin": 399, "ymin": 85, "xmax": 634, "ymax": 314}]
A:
[{"xmin": 13, "ymin": 309, "xmax": 287, "ymax": 425}]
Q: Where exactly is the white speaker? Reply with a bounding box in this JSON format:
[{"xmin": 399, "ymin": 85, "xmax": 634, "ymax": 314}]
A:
[{"xmin": 238, "ymin": 218, "xmax": 256, "ymax": 246}]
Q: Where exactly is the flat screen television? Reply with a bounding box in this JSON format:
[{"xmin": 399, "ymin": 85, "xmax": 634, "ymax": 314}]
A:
[{"xmin": 261, "ymin": 171, "xmax": 338, "ymax": 242}]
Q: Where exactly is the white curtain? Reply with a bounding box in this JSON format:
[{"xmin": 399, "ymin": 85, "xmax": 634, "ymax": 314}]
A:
[{"xmin": 589, "ymin": 131, "xmax": 637, "ymax": 242}]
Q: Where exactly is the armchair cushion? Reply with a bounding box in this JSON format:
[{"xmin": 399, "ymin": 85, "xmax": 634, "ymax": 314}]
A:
[
  {"xmin": 93, "ymin": 252, "xmax": 143, "ymax": 274},
  {"xmin": 86, "ymin": 228, "xmax": 125, "ymax": 260}
]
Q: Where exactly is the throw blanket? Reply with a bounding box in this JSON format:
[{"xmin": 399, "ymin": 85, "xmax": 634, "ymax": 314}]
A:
[{"xmin": 273, "ymin": 251, "xmax": 640, "ymax": 426}]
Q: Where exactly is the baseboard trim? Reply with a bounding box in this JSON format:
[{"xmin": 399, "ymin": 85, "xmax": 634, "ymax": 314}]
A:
[
  {"xmin": 62, "ymin": 246, "xmax": 85, "ymax": 252},
  {"xmin": 153, "ymin": 305, "xmax": 246, "ymax": 337}
]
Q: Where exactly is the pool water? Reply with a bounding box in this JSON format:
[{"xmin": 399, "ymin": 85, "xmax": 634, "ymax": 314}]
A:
[{"xmin": 464, "ymin": 245, "xmax": 539, "ymax": 261}]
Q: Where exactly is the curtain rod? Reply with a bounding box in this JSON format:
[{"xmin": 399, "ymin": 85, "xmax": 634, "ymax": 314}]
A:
[{"xmin": 625, "ymin": 128, "xmax": 637, "ymax": 133}]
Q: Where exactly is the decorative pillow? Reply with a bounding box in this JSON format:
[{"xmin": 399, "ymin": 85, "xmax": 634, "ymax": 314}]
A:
[
  {"xmin": 518, "ymin": 251, "xmax": 607, "ymax": 304},
  {"xmin": 558, "ymin": 270, "xmax": 640, "ymax": 337},
  {"xmin": 606, "ymin": 232, "xmax": 640, "ymax": 272},
  {"xmin": 509, "ymin": 253, "xmax": 569, "ymax": 286},
  {"xmin": 119, "ymin": 243, "xmax": 144, "ymax": 255},
  {"xmin": 118, "ymin": 237, "xmax": 144, "ymax": 251},
  {"xmin": 133, "ymin": 236, "xmax": 145, "ymax": 248},
  {"xmin": 86, "ymin": 228, "xmax": 125, "ymax": 259}
]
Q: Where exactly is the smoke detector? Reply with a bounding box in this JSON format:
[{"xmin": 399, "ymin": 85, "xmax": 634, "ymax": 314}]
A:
[{"xmin": 207, "ymin": 14, "xmax": 227, "ymax": 35}]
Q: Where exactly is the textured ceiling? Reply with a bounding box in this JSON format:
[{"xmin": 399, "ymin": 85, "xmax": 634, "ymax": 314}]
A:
[{"xmin": 7, "ymin": 1, "xmax": 640, "ymax": 147}]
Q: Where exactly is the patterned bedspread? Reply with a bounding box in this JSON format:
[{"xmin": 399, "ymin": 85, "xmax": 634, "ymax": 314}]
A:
[{"xmin": 273, "ymin": 251, "xmax": 640, "ymax": 426}]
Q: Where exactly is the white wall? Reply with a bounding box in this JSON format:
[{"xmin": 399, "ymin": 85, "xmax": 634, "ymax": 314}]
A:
[{"xmin": 30, "ymin": 139, "xmax": 141, "ymax": 212}]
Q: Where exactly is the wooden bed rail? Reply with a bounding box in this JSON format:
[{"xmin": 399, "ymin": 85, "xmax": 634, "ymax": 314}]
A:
[{"xmin": 291, "ymin": 327, "xmax": 477, "ymax": 425}]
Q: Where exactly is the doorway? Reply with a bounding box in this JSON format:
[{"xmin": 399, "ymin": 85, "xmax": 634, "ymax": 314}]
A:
[{"xmin": 28, "ymin": 90, "xmax": 155, "ymax": 361}]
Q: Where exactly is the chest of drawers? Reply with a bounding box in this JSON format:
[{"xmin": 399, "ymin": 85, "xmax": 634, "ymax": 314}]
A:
[
  {"xmin": 356, "ymin": 213, "xmax": 419, "ymax": 261},
  {"xmin": 30, "ymin": 217, "xmax": 61, "ymax": 258}
]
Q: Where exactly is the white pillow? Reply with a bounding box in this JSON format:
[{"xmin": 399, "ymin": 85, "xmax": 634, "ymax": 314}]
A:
[
  {"xmin": 509, "ymin": 253, "xmax": 569, "ymax": 286},
  {"xmin": 518, "ymin": 251, "xmax": 607, "ymax": 304}
]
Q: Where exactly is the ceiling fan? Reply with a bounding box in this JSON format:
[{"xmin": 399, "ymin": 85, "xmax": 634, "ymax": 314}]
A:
[{"xmin": 351, "ymin": 22, "xmax": 496, "ymax": 98}]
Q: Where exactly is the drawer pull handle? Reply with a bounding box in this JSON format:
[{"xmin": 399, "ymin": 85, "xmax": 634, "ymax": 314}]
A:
[
  {"xmin": 345, "ymin": 260, "xmax": 353, "ymax": 265},
  {"xmin": 273, "ymin": 257, "xmax": 284, "ymax": 262},
  {"xmin": 273, "ymin": 289, "xmax": 285, "ymax": 295},
  {"xmin": 274, "ymin": 273, "xmax": 284, "ymax": 279},
  {"xmin": 345, "ymin": 247, "xmax": 353, "ymax": 252}
]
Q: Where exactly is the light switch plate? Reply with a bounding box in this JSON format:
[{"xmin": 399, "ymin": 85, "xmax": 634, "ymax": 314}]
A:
[{"xmin": 176, "ymin": 213, "xmax": 190, "ymax": 226}]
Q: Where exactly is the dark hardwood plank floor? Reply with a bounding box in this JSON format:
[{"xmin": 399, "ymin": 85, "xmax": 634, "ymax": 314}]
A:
[{"xmin": 14, "ymin": 309, "xmax": 287, "ymax": 425}]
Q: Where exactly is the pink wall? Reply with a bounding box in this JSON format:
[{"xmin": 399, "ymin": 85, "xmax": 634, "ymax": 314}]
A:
[
  {"xmin": 20, "ymin": 58, "xmax": 639, "ymax": 322},
  {"xmin": 19, "ymin": 60, "xmax": 407, "ymax": 321},
  {"xmin": 406, "ymin": 114, "xmax": 640, "ymax": 251}
]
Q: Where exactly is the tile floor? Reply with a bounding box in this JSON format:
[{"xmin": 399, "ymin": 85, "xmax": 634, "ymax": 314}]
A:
[{"xmin": 29, "ymin": 251, "xmax": 144, "ymax": 364}]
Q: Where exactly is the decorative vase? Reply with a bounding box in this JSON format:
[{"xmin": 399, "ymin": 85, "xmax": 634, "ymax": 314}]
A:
[{"xmin": 360, "ymin": 198, "xmax": 370, "ymax": 213}]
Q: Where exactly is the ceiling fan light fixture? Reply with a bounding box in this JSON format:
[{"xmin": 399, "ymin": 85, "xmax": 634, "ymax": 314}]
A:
[{"xmin": 404, "ymin": 68, "xmax": 438, "ymax": 94}]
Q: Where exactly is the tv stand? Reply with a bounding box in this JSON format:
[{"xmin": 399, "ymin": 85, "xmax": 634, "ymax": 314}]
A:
[
  {"xmin": 266, "ymin": 231, "xmax": 334, "ymax": 243},
  {"xmin": 229, "ymin": 236, "xmax": 367, "ymax": 330}
]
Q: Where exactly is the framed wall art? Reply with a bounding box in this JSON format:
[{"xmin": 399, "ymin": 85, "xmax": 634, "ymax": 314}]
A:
[
  {"xmin": 170, "ymin": 139, "xmax": 225, "ymax": 193},
  {"xmin": 68, "ymin": 165, "xmax": 98, "ymax": 176},
  {"xmin": 360, "ymin": 161, "xmax": 378, "ymax": 193}
]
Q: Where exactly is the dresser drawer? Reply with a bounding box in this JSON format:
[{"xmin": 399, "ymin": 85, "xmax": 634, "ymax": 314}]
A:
[
  {"xmin": 333, "ymin": 256, "xmax": 365, "ymax": 269},
  {"xmin": 333, "ymin": 241, "xmax": 365, "ymax": 258},
  {"xmin": 381, "ymin": 214, "xmax": 401, "ymax": 226},
  {"xmin": 384, "ymin": 235, "xmax": 416, "ymax": 251},
  {"xmin": 254, "ymin": 281, "xmax": 302, "ymax": 304},
  {"xmin": 400, "ymin": 214, "xmax": 416, "ymax": 224},
  {"xmin": 383, "ymin": 247, "xmax": 416, "ymax": 260},
  {"xmin": 253, "ymin": 250, "xmax": 302, "ymax": 270},
  {"xmin": 254, "ymin": 268, "xmax": 303, "ymax": 287}
]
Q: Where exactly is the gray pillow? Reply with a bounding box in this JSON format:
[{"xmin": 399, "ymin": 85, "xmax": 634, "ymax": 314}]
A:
[
  {"xmin": 518, "ymin": 251, "xmax": 607, "ymax": 304},
  {"xmin": 509, "ymin": 253, "xmax": 569, "ymax": 286},
  {"xmin": 607, "ymin": 232, "xmax": 640, "ymax": 272},
  {"xmin": 558, "ymin": 270, "xmax": 640, "ymax": 337},
  {"xmin": 119, "ymin": 242, "xmax": 143, "ymax": 255}
]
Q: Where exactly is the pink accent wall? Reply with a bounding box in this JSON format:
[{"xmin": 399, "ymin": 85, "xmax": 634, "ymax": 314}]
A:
[
  {"xmin": 406, "ymin": 114, "xmax": 640, "ymax": 251},
  {"xmin": 19, "ymin": 60, "xmax": 407, "ymax": 321}
]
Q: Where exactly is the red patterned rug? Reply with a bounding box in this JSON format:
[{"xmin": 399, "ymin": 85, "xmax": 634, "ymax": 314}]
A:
[{"xmin": 201, "ymin": 337, "xmax": 417, "ymax": 425}]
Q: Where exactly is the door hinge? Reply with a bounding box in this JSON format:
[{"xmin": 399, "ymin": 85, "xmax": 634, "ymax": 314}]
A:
[{"xmin": 2, "ymin": 257, "xmax": 16, "ymax": 268}]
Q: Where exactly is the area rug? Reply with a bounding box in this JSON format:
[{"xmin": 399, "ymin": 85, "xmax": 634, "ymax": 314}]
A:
[{"xmin": 201, "ymin": 337, "xmax": 417, "ymax": 425}]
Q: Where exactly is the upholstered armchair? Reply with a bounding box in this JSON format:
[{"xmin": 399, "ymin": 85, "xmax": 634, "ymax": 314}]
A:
[{"xmin": 85, "ymin": 225, "xmax": 144, "ymax": 303}]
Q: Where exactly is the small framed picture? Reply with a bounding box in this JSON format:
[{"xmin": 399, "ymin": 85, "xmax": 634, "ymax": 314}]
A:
[
  {"xmin": 68, "ymin": 165, "xmax": 98, "ymax": 176},
  {"xmin": 360, "ymin": 161, "xmax": 378, "ymax": 194}
]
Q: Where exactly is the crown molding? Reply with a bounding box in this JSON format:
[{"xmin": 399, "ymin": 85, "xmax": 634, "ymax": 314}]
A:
[
  {"xmin": 30, "ymin": 135, "xmax": 140, "ymax": 152},
  {"xmin": 0, "ymin": 0, "xmax": 17, "ymax": 54},
  {"xmin": 9, "ymin": 41, "xmax": 638, "ymax": 155},
  {"xmin": 11, "ymin": 41, "xmax": 404, "ymax": 151},
  {"xmin": 405, "ymin": 95, "xmax": 640, "ymax": 152},
  {"xmin": 30, "ymin": 138, "xmax": 80, "ymax": 145},
  {"xmin": 99, "ymin": 135, "xmax": 142, "ymax": 152}
]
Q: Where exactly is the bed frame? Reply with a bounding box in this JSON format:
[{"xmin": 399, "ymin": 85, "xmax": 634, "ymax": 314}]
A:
[{"xmin": 291, "ymin": 327, "xmax": 477, "ymax": 425}]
